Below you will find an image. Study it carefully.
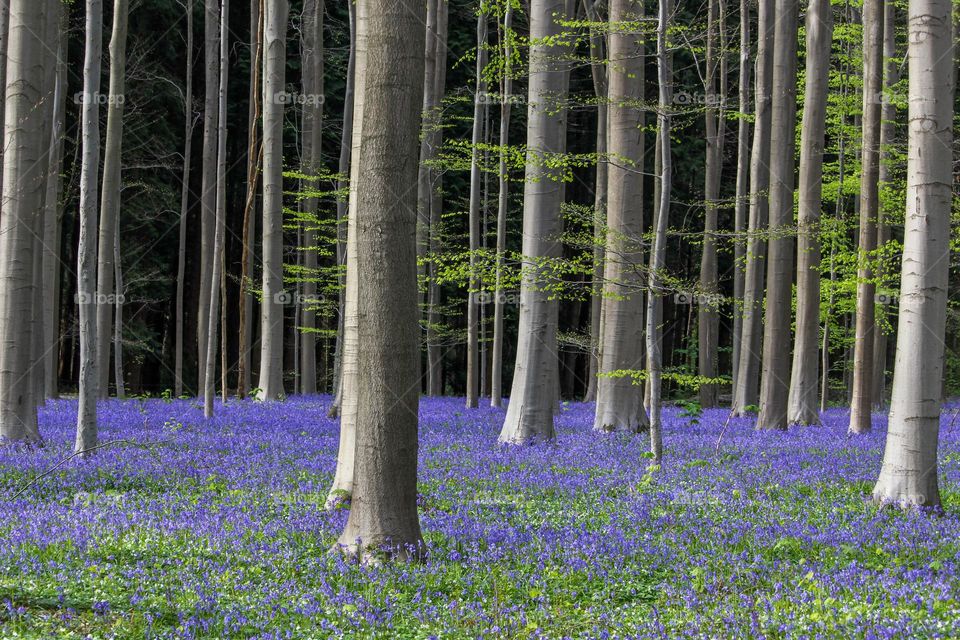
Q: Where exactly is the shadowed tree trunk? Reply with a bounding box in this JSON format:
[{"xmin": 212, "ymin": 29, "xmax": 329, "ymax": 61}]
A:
[
  {"xmin": 498, "ymin": 0, "xmax": 573, "ymax": 444},
  {"xmin": 593, "ymin": 0, "xmax": 649, "ymax": 433},
  {"xmin": 872, "ymin": 0, "xmax": 952, "ymax": 507},
  {"xmin": 849, "ymin": 0, "xmax": 883, "ymax": 434},
  {"xmin": 335, "ymin": 0, "xmax": 426, "ymax": 562},
  {"xmin": 756, "ymin": 0, "xmax": 798, "ymax": 431},
  {"xmin": 256, "ymin": 0, "xmax": 288, "ymax": 400},
  {"xmin": 787, "ymin": 0, "xmax": 831, "ymax": 425},
  {"xmin": 76, "ymin": 0, "xmax": 104, "ymax": 452}
]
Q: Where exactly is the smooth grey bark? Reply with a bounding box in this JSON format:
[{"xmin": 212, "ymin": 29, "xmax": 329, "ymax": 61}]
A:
[
  {"xmin": 113, "ymin": 225, "xmax": 125, "ymax": 398},
  {"xmin": 582, "ymin": 0, "xmax": 607, "ymax": 404},
  {"xmin": 328, "ymin": 0, "xmax": 355, "ymax": 415},
  {"xmin": 95, "ymin": 0, "xmax": 129, "ymax": 399},
  {"xmin": 786, "ymin": 0, "xmax": 831, "ymax": 426},
  {"xmin": 256, "ymin": 0, "xmax": 288, "ymax": 401},
  {"xmin": 335, "ymin": 0, "xmax": 426, "ymax": 562},
  {"xmin": 698, "ymin": 0, "xmax": 723, "ymax": 408},
  {"xmin": 76, "ymin": 0, "xmax": 103, "ymax": 453},
  {"xmin": 198, "ymin": 0, "xmax": 220, "ymax": 395},
  {"xmin": 204, "ymin": 0, "xmax": 228, "ymax": 418},
  {"xmin": 848, "ymin": 0, "xmax": 884, "ymax": 434},
  {"xmin": 0, "ymin": 0, "xmax": 8, "ymax": 202},
  {"xmin": 872, "ymin": 1, "xmax": 897, "ymax": 406},
  {"xmin": 730, "ymin": 0, "xmax": 750, "ymax": 388},
  {"xmin": 593, "ymin": 0, "xmax": 649, "ymax": 433},
  {"xmin": 756, "ymin": 0, "xmax": 798, "ymax": 431},
  {"xmin": 466, "ymin": 6, "xmax": 489, "ymax": 409},
  {"xmin": 731, "ymin": 0, "xmax": 773, "ymax": 414},
  {"xmin": 490, "ymin": 0, "xmax": 514, "ymax": 409},
  {"xmin": 41, "ymin": 4, "xmax": 66, "ymax": 401},
  {"xmin": 325, "ymin": 0, "xmax": 367, "ymax": 507},
  {"xmin": 175, "ymin": 0, "xmax": 196, "ymax": 398},
  {"xmin": 498, "ymin": 0, "xmax": 572, "ymax": 444},
  {"xmin": 646, "ymin": 0, "xmax": 672, "ymax": 463},
  {"xmin": 872, "ymin": 0, "xmax": 953, "ymax": 507},
  {"xmin": 299, "ymin": 0, "xmax": 324, "ymax": 395}
]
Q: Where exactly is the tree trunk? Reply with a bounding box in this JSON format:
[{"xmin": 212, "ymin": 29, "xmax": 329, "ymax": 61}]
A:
[
  {"xmin": 204, "ymin": 0, "xmax": 228, "ymax": 418},
  {"xmin": 490, "ymin": 0, "xmax": 514, "ymax": 409},
  {"xmin": 848, "ymin": 0, "xmax": 883, "ymax": 434},
  {"xmin": 786, "ymin": 0, "xmax": 831, "ymax": 425},
  {"xmin": 325, "ymin": 0, "xmax": 368, "ymax": 507},
  {"xmin": 238, "ymin": 0, "xmax": 263, "ymax": 399},
  {"xmin": 732, "ymin": 0, "xmax": 773, "ymax": 414},
  {"xmin": 96, "ymin": 0, "xmax": 129, "ymax": 399},
  {"xmin": 498, "ymin": 0, "xmax": 572, "ymax": 444},
  {"xmin": 256, "ymin": 0, "xmax": 288, "ymax": 400},
  {"xmin": 731, "ymin": 0, "xmax": 750, "ymax": 389},
  {"xmin": 872, "ymin": 0, "xmax": 898, "ymax": 407},
  {"xmin": 113, "ymin": 224, "xmax": 125, "ymax": 398},
  {"xmin": 335, "ymin": 0, "xmax": 426, "ymax": 562},
  {"xmin": 466, "ymin": 7, "xmax": 489, "ymax": 409},
  {"xmin": 299, "ymin": 0, "xmax": 324, "ymax": 395},
  {"xmin": 75, "ymin": 0, "xmax": 104, "ymax": 452},
  {"xmin": 583, "ymin": 0, "xmax": 607, "ymax": 404},
  {"xmin": 756, "ymin": 0, "xmax": 798, "ymax": 431},
  {"xmin": 872, "ymin": 0, "xmax": 952, "ymax": 506},
  {"xmin": 646, "ymin": 0, "xmax": 672, "ymax": 463},
  {"xmin": 593, "ymin": 0, "xmax": 649, "ymax": 433},
  {"xmin": 198, "ymin": 0, "xmax": 220, "ymax": 396}
]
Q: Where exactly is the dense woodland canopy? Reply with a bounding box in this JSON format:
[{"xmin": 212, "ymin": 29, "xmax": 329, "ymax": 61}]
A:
[{"xmin": 0, "ymin": 0, "xmax": 957, "ymax": 560}]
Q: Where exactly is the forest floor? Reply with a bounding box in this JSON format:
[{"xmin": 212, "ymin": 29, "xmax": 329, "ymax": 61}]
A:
[{"xmin": 0, "ymin": 396, "xmax": 959, "ymax": 638}]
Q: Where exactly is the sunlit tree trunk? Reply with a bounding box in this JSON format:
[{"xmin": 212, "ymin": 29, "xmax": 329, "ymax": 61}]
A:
[
  {"xmin": 256, "ymin": 0, "xmax": 288, "ymax": 400},
  {"xmin": 849, "ymin": 0, "xmax": 884, "ymax": 434},
  {"xmin": 490, "ymin": 0, "xmax": 514, "ymax": 409},
  {"xmin": 75, "ymin": 0, "xmax": 104, "ymax": 452},
  {"xmin": 466, "ymin": 6, "xmax": 489, "ymax": 409},
  {"xmin": 787, "ymin": 0, "xmax": 831, "ymax": 425},
  {"xmin": 756, "ymin": 0, "xmax": 798, "ymax": 431},
  {"xmin": 498, "ymin": 0, "xmax": 572, "ymax": 444},
  {"xmin": 732, "ymin": 0, "xmax": 773, "ymax": 414},
  {"xmin": 335, "ymin": 0, "xmax": 426, "ymax": 562},
  {"xmin": 872, "ymin": 0, "xmax": 952, "ymax": 506},
  {"xmin": 731, "ymin": 0, "xmax": 750, "ymax": 388},
  {"xmin": 175, "ymin": 0, "xmax": 196, "ymax": 398},
  {"xmin": 325, "ymin": 0, "xmax": 367, "ymax": 507},
  {"xmin": 593, "ymin": 0, "xmax": 649, "ymax": 433},
  {"xmin": 299, "ymin": 0, "xmax": 324, "ymax": 395},
  {"xmin": 646, "ymin": 0, "xmax": 672, "ymax": 463}
]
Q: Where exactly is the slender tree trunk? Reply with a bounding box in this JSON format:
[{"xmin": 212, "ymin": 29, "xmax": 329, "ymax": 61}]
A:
[
  {"xmin": 593, "ymin": 0, "xmax": 649, "ymax": 433},
  {"xmin": 646, "ymin": 0, "xmax": 672, "ymax": 463},
  {"xmin": 257, "ymin": 0, "xmax": 288, "ymax": 401},
  {"xmin": 0, "ymin": 0, "xmax": 8, "ymax": 204},
  {"xmin": 756, "ymin": 0, "xmax": 799, "ymax": 431},
  {"xmin": 299, "ymin": 0, "xmax": 324, "ymax": 395},
  {"xmin": 198, "ymin": 0, "xmax": 220, "ymax": 395},
  {"xmin": 41, "ymin": 7, "xmax": 67, "ymax": 401},
  {"xmin": 490, "ymin": 0, "xmax": 514, "ymax": 409},
  {"xmin": 583, "ymin": 0, "xmax": 607, "ymax": 404},
  {"xmin": 498, "ymin": 0, "xmax": 572, "ymax": 444},
  {"xmin": 238, "ymin": 0, "xmax": 263, "ymax": 399},
  {"xmin": 335, "ymin": 0, "xmax": 426, "ymax": 562},
  {"xmin": 113, "ymin": 224, "xmax": 125, "ymax": 398},
  {"xmin": 96, "ymin": 0, "xmax": 130, "ymax": 399},
  {"xmin": 872, "ymin": 1, "xmax": 898, "ymax": 406},
  {"xmin": 786, "ymin": 0, "xmax": 831, "ymax": 425},
  {"xmin": 698, "ymin": 0, "xmax": 722, "ymax": 408},
  {"xmin": 325, "ymin": 0, "xmax": 367, "ymax": 507},
  {"xmin": 175, "ymin": 0, "xmax": 196, "ymax": 398},
  {"xmin": 466, "ymin": 7, "xmax": 489, "ymax": 409},
  {"xmin": 204, "ymin": 0, "xmax": 228, "ymax": 418},
  {"xmin": 872, "ymin": 0, "xmax": 952, "ymax": 506},
  {"xmin": 731, "ymin": 0, "xmax": 750, "ymax": 390},
  {"xmin": 732, "ymin": 0, "xmax": 773, "ymax": 414},
  {"xmin": 849, "ymin": 0, "xmax": 884, "ymax": 434},
  {"xmin": 75, "ymin": 0, "xmax": 104, "ymax": 452},
  {"xmin": 328, "ymin": 0, "xmax": 356, "ymax": 414}
]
